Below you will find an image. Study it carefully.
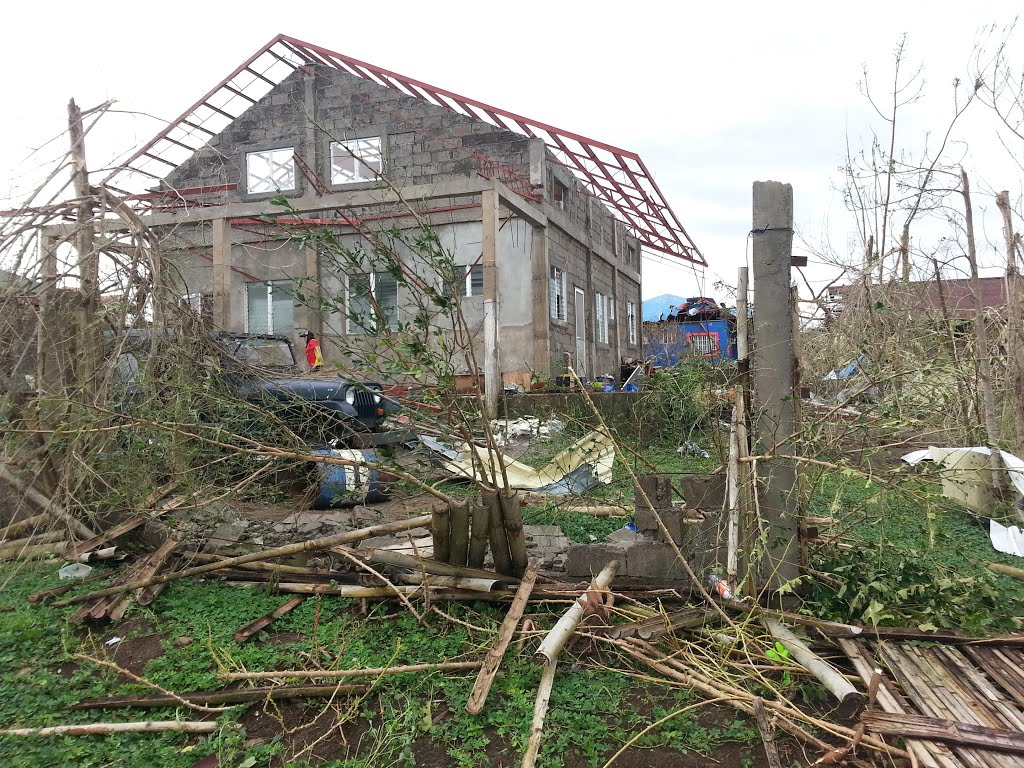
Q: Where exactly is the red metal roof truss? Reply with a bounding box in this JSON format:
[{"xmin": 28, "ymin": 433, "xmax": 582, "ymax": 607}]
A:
[{"xmin": 104, "ymin": 34, "xmax": 703, "ymax": 265}]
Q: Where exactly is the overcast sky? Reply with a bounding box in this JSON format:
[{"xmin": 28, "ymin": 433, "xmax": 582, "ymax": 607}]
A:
[{"xmin": 1, "ymin": 0, "xmax": 1020, "ymax": 301}]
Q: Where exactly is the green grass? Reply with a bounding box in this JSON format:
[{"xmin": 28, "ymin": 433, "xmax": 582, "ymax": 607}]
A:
[
  {"xmin": 804, "ymin": 467, "xmax": 1024, "ymax": 633},
  {"xmin": 0, "ymin": 562, "xmax": 759, "ymax": 768}
]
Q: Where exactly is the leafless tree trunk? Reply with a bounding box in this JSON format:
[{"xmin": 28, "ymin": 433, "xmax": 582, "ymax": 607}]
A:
[
  {"xmin": 996, "ymin": 190, "xmax": 1024, "ymax": 457},
  {"xmin": 961, "ymin": 169, "xmax": 1008, "ymax": 501}
]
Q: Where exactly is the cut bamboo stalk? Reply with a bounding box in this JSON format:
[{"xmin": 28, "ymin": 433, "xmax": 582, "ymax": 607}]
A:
[
  {"xmin": 485, "ymin": 491, "xmax": 514, "ymax": 576},
  {"xmin": 0, "ymin": 540, "xmax": 67, "ymax": 561},
  {"xmin": 220, "ymin": 660, "xmax": 481, "ymax": 682},
  {"xmin": 234, "ymin": 595, "xmax": 305, "ymax": 643},
  {"xmin": 0, "ymin": 530, "xmax": 65, "ymax": 553},
  {"xmin": 726, "ymin": 406, "xmax": 740, "ymax": 583},
  {"xmin": 764, "ymin": 618, "xmax": 865, "ymax": 718},
  {"xmin": 0, "ymin": 512, "xmax": 51, "ymax": 541},
  {"xmin": 431, "ymin": 503, "xmax": 451, "ymax": 564},
  {"xmin": 521, "ymin": 659, "xmax": 557, "ymax": 768},
  {"xmin": 395, "ymin": 573, "xmax": 505, "ymax": 592},
  {"xmin": 76, "ymin": 546, "xmax": 121, "ymax": 563},
  {"xmin": 0, "ymin": 721, "xmax": 221, "ymax": 737},
  {"xmin": 54, "ymin": 514, "xmax": 432, "ymax": 607},
  {"xmin": 179, "ymin": 550, "xmax": 331, "ymax": 575},
  {"xmin": 535, "ymin": 560, "xmax": 619, "ymax": 665},
  {"xmin": 74, "ymin": 684, "xmax": 365, "ymax": 710},
  {"xmin": 27, "ymin": 569, "xmax": 111, "ymax": 603},
  {"xmin": 448, "ymin": 502, "xmax": 469, "ymax": 566},
  {"xmin": 557, "ymin": 505, "xmax": 628, "ymax": 517},
  {"xmin": 133, "ymin": 535, "xmax": 182, "ymax": 609},
  {"xmin": 359, "ymin": 548, "xmax": 516, "ymax": 583},
  {"xmin": 467, "ymin": 501, "xmax": 490, "ymax": 568},
  {"xmin": 467, "ymin": 561, "xmax": 540, "ymax": 714},
  {"xmin": 500, "ymin": 490, "xmax": 528, "ymax": 578}
]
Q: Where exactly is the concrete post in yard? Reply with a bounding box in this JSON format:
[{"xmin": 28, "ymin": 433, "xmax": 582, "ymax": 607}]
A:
[
  {"xmin": 482, "ymin": 186, "xmax": 501, "ymax": 416},
  {"xmin": 750, "ymin": 181, "xmax": 800, "ymax": 594},
  {"xmin": 211, "ymin": 218, "xmax": 232, "ymax": 330}
]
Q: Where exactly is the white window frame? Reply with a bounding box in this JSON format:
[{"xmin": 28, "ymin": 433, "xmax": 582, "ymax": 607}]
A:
[
  {"xmin": 626, "ymin": 242, "xmax": 638, "ymax": 267},
  {"xmin": 246, "ymin": 148, "xmax": 296, "ymax": 194},
  {"xmin": 595, "ymin": 291, "xmax": 608, "ymax": 344},
  {"xmin": 330, "ymin": 137, "xmax": 383, "ymax": 185},
  {"xmin": 246, "ymin": 279, "xmax": 294, "ymax": 334},
  {"xmin": 627, "ymin": 300, "xmax": 638, "ymax": 345},
  {"xmin": 549, "ymin": 266, "xmax": 567, "ymax": 321},
  {"xmin": 346, "ymin": 271, "xmax": 399, "ymax": 335}
]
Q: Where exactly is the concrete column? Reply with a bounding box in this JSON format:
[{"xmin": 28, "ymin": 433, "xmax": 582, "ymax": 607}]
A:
[
  {"xmin": 750, "ymin": 181, "xmax": 800, "ymax": 594},
  {"xmin": 612, "ymin": 267, "xmax": 622, "ymax": 375},
  {"xmin": 530, "ymin": 224, "xmax": 551, "ymax": 375},
  {"xmin": 528, "ymin": 138, "xmax": 546, "ymax": 191},
  {"xmin": 482, "ymin": 187, "xmax": 501, "ymax": 415},
  {"xmin": 212, "ymin": 218, "xmax": 232, "ymax": 329},
  {"xmin": 302, "ymin": 242, "xmax": 322, "ymax": 337}
]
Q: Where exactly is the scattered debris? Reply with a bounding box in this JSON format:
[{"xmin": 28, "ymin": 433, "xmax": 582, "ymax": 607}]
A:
[
  {"xmin": 74, "ymin": 684, "xmax": 366, "ymax": 710},
  {"xmin": 234, "ymin": 596, "xmax": 305, "ymax": 643},
  {"xmin": 57, "ymin": 563, "xmax": 92, "ymax": 580},
  {"xmin": 676, "ymin": 441, "xmax": 710, "ymax": 459}
]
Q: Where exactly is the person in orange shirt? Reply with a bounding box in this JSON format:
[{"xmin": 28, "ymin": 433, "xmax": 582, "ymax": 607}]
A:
[{"xmin": 304, "ymin": 331, "xmax": 323, "ymax": 373}]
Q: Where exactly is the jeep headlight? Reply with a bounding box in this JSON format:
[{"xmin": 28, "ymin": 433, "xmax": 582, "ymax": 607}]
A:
[
  {"xmin": 345, "ymin": 388, "xmax": 356, "ymax": 405},
  {"xmin": 372, "ymin": 393, "xmax": 382, "ymax": 404}
]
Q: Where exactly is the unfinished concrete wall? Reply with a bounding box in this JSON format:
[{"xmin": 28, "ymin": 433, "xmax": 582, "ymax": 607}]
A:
[{"xmin": 159, "ymin": 64, "xmax": 642, "ymax": 381}]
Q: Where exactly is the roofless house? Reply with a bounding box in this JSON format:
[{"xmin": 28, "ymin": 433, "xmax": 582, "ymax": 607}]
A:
[{"xmin": 54, "ymin": 34, "xmax": 703, "ymax": 407}]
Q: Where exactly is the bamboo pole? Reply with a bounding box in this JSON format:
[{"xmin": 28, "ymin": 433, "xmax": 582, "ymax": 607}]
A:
[
  {"xmin": 987, "ymin": 562, "xmax": 1024, "ymax": 581},
  {"xmin": 467, "ymin": 561, "xmax": 540, "ymax": 714},
  {"xmin": 0, "ymin": 530, "xmax": 65, "ymax": 553},
  {"xmin": 178, "ymin": 550, "xmax": 331, "ymax": 575},
  {"xmin": 535, "ymin": 560, "xmax": 619, "ymax": 665},
  {"xmin": 501, "ymin": 491, "xmax": 528, "ymax": 578},
  {"xmin": 449, "ymin": 502, "xmax": 469, "ymax": 566},
  {"xmin": 54, "ymin": 514, "xmax": 432, "ymax": 607},
  {"xmin": 521, "ymin": 659, "xmax": 557, "ymax": 768},
  {"xmin": 485, "ymin": 491, "xmax": 514, "ymax": 577},
  {"xmin": 0, "ymin": 512, "xmax": 51, "ymax": 541},
  {"xmin": 763, "ymin": 618, "xmax": 865, "ymax": 717},
  {"xmin": 0, "ymin": 721, "xmax": 221, "ymax": 737},
  {"xmin": 74, "ymin": 684, "xmax": 365, "ymax": 710},
  {"xmin": 431, "ymin": 503, "xmax": 451, "ymax": 564},
  {"xmin": 752, "ymin": 697, "xmax": 783, "ymax": 768},
  {"xmin": 468, "ymin": 500, "xmax": 490, "ymax": 568},
  {"xmin": 220, "ymin": 660, "xmax": 481, "ymax": 682},
  {"xmin": 395, "ymin": 573, "xmax": 505, "ymax": 592}
]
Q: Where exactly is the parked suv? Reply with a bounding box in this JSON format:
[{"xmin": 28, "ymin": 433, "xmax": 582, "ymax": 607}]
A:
[{"xmin": 109, "ymin": 330, "xmax": 393, "ymax": 437}]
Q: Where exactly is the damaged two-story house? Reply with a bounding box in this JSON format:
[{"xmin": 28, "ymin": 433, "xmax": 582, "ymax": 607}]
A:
[{"xmin": 88, "ymin": 35, "xmax": 704, "ymax": 405}]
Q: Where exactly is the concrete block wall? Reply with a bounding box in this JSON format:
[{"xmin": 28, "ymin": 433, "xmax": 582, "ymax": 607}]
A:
[{"xmin": 159, "ymin": 60, "xmax": 644, "ymax": 381}]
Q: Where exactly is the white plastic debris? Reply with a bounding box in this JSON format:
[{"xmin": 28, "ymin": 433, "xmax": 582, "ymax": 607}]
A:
[
  {"xmin": 677, "ymin": 442, "xmax": 710, "ymax": 459},
  {"xmin": 104, "ymin": 637, "xmax": 122, "ymax": 646},
  {"xmin": 57, "ymin": 563, "xmax": 92, "ymax": 580},
  {"xmin": 990, "ymin": 519, "xmax": 1024, "ymax": 558}
]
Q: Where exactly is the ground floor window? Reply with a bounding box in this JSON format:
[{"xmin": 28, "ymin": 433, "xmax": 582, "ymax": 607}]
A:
[
  {"xmin": 347, "ymin": 272, "xmax": 399, "ymax": 334},
  {"xmin": 246, "ymin": 280, "xmax": 294, "ymax": 334}
]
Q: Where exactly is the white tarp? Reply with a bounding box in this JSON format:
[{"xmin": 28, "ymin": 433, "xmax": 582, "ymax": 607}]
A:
[{"xmin": 902, "ymin": 446, "xmax": 1024, "ymax": 558}]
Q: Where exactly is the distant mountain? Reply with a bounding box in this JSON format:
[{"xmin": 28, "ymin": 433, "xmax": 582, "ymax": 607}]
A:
[{"xmin": 642, "ymin": 294, "xmax": 687, "ymax": 322}]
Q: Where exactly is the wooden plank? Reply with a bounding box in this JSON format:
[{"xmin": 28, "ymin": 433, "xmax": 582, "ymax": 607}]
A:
[
  {"xmin": 466, "ymin": 562, "xmax": 539, "ymax": 714},
  {"xmin": 863, "ymin": 712, "xmax": 1024, "ymax": 755}
]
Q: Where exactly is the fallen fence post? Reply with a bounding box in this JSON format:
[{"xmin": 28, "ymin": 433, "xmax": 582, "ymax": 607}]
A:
[{"xmin": 234, "ymin": 595, "xmax": 305, "ymax": 643}]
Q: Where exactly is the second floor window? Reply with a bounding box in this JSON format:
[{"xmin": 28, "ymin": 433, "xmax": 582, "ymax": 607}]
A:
[
  {"xmin": 595, "ymin": 292, "xmax": 608, "ymax": 343},
  {"xmin": 246, "ymin": 148, "xmax": 295, "ymax": 194},
  {"xmin": 331, "ymin": 137, "xmax": 383, "ymax": 184},
  {"xmin": 549, "ymin": 266, "xmax": 567, "ymax": 321},
  {"xmin": 627, "ymin": 300, "xmax": 638, "ymax": 344}
]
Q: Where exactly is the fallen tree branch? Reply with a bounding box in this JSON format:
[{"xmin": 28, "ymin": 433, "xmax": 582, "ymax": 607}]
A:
[
  {"xmin": 535, "ymin": 560, "xmax": 618, "ymax": 665},
  {"xmin": 0, "ymin": 512, "xmax": 51, "ymax": 541},
  {"xmin": 0, "ymin": 465, "xmax": 95, "ymax": 540},
  {"xmin": 218, "ymin": 660, "xmax": 480, "ymax": 682},
  {"xmin": 74, "ymin": 684, "xmax": 366, "ymax": 710},
  {"xmin": 73, "ymin": 653, "xmax": 232, "ymax": 714}
]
